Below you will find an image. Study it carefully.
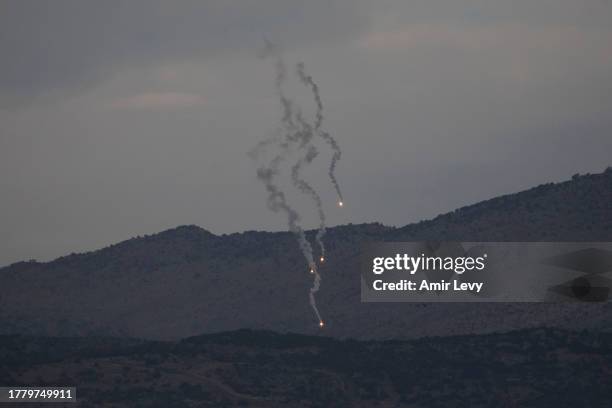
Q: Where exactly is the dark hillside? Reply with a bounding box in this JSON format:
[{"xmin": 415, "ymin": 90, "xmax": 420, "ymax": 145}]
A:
[
  {"xmin": 1, "ymin": 170, "xmax": 611, "ymax": 339},
  {"xmin": 2, "ymin": 328, "xmax": 612, "ymax": 407}
]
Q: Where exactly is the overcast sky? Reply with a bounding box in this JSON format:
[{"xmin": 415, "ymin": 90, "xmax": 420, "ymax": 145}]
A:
[{"xmin": 1, "ymin": 0, "xmax": 612, "ymax": 266}]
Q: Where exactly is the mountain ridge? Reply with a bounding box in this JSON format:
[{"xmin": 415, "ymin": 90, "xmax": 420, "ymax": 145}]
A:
[
  {"xmin": 1, "ymin": 168, "xmax": 612, "ymax": 340},
  {"xmin": 8, "ymin": 168, "xmax": 611, "ymax": 270}
]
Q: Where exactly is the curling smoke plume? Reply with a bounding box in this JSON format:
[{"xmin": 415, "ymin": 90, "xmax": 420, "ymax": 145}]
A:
[
  {"xmin": 250, "ymin": 148, "xmax": 322, "ymax": 324},
  {"xmin": 290, "ymin": 108, "xmax": 328, "ymax": 261},
  {"xmin": 255, "ymin": 163, "xmax": 316, "ymax": 271},
  {"xmin": 251, "ymin": 43, "xmax": 341, "ymax": 327},
  {"xmin": 296, "ymin": 62, "xmax": 344, "ymax": 203},
  {"xmin": 250, "ymin": 47, "xmax": 321, "ymax": 325},
  {"xmin": 291, "ymin": 144, "xmax": 327, "ymax": 262}
]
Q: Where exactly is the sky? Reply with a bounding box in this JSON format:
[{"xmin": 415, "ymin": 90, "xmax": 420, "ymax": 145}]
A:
[{"xmin": 1, "ymin": 0, "xmax": 612, "ymax": 266}]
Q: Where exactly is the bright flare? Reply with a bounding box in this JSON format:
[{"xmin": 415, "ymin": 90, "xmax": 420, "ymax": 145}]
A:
[
  {"xmin": 310, "ymin": 268, "xmax": 314, "ymax": 274},
  {"xmin": 319, "ymin": 321, "xmax": 324, "ymax": 328},
  {"xmin": 320, "ymin": 256, "xmax": 325, "ymax": 263},
  {"xmin": 338, "ymin": 201, "xmax": 343, "ymax": 207}
]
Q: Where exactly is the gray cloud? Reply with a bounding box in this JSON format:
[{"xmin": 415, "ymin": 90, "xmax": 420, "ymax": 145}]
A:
[
  {"xmin": 1, "ymin": 0, "xmax": 611, "ymax": 266},
  {"xmin": 0, "ymin": 0, "xmax": 369, "ymax": 106}
]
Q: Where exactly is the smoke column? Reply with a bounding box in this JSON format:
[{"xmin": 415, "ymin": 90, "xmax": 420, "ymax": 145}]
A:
[
  {"xmin": 292, "ymin": 110, "xmax": 326, "ymax": 261},
  {"xmin": 251, "ymin": 45, "xmax": 325, "ymax": 325},
  {"xmin": 296, "ymin": 62, "xmax": 344, "ymax": 203},
  {"xmin": 309, "ymin": 264, "xmax": 323, "ymax": 326},
  {"xmin": 255, "ymin": 162, "xmax": 322, "ymax": 326},
  {"xmin": 255, "ymin": 163, "xmax": 316, "ymax": 271},
  {"xmin": 291, "ymin": 144, "xmax": 327, "ymax": 261},
  {"xmin": 284, "ymin": 84, "xmax": 326, "ymax": 323}
]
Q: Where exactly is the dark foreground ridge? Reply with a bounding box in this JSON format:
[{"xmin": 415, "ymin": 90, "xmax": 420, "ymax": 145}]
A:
[
  {"xmin": 1, "ymin": 169, "xmax": 612, "ymax": 339},
  {"xmin": 2, "ymin": 328, "xmax": 612, "ymax": 407}
]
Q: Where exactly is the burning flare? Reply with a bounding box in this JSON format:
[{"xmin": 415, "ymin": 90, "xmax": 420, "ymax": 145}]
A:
[
  {"xmin": 319, "ymin": 321, "xmax": 325, "ymax": 328},
  {"xmin": 320, "ymin": 256, "xmax": 325, "ymax": 263},
  {"xmin": 338, "ymin": 201, "xmax": 344, "ymax": 207}
]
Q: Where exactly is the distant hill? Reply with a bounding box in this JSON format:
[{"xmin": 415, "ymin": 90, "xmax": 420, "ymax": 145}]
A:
[
  {"xmin": 1, "ymin": 169, "xmax": 612, "ymax": 339},
  {"xmin": 2, "ymin": 328, "xmax": 612, "ymax": 407},
  {"xmin": 391, "ymin": 168, "xmax": 612, "ymax": 241}
]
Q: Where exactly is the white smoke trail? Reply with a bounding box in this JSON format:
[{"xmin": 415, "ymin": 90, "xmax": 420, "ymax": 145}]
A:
[
  {"xmin": 309, "ymin": 266, "xmax": 323, "ymax": 325},
  {"xmin": 296, "ymin": 62, "xmax": 344, "ymax": 203},
  {"xmin": 255, "ymin": 163, "xmax": 316, "ymax": 270},
  {"xmin": 251, "ymin": 46, "xmax": 326, "ymax": 325},
  {"xmin": 291, "ymin": 145, "xmax": 327, "ymax": 261}
]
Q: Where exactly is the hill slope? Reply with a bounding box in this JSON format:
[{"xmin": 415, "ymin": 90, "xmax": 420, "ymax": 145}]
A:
[{"xmin": 1, "ymin": 169, "xmax": 612, "ymax": 339}]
